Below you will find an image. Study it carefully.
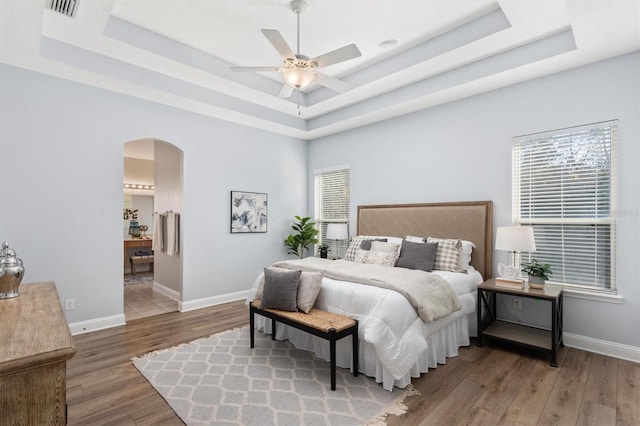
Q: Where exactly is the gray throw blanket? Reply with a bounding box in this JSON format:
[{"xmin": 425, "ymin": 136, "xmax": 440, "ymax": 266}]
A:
[{"xmin": 273, "ymin": 258, "xmax": 461, "ymax": 323}]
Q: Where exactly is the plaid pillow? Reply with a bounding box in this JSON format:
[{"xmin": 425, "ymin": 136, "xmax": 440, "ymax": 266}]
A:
[
  {"xmin": 344, "ymin": 236, "xmax": 372, "ymax": 261},
  {"xmin": 427, "ymin": 237, "xmax": 462, "ymax": 272}
]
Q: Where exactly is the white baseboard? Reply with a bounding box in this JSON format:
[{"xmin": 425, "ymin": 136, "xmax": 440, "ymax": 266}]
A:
[
  {"xmin": 180, "ymin": 289, "xmax": 251, "ymax": 312},
  {"xmin": 563, "ymin": 332, "xmax": 640, "ymax": 363},
  {"xmin": 69, "ymin": 314, "xmax": 126, "ymax": 335},
  {"xmin": 153, "ymin": 281, "xmax": 181, "ymax": 301}
]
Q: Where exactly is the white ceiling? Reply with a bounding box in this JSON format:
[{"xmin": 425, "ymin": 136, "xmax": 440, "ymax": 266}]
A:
[{"xmin": 1, "ymin": 0, "xmax": 639, "ymax": 140}]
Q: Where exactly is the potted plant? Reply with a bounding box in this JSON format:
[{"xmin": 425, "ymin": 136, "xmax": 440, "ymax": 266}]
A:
[
  {"xmin": 521, "ymin": 259, "xmax": 552, "ymax": 289},
  {"xmin": 284, "ymin": 216, "xmax": 319, "ymax": 258},
  {"xmin": 317, "ymin": 243, "xmax": 330, "ymax": 259}
]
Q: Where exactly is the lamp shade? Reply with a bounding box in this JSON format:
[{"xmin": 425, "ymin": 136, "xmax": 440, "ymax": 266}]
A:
[
  {"xmin": 325, "ymin": 223, "xmax": 349, "ymax": 240},
  {"xmin": 495, "ymin": 226, "xmax": 536, "ymax": 252}
]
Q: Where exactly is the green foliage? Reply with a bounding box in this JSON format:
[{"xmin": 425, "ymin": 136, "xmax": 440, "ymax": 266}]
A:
[
  {"xmin": 284, "ymin": 216, "xmax": 319, "ymax": 258},
  {"xmin": 521, "ymin": 259, "xmax": 553, "ymax": 280}
]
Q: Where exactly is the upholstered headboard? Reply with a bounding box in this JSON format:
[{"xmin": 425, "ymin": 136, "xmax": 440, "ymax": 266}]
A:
[{"xmin": 357, "ymin": 201, "xmax": 493, "ymax": 279}]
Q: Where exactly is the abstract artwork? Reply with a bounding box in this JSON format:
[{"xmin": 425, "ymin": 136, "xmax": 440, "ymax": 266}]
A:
[{"xmin": 230, "ymin": 191, "xmax": 267, "ymax": 233}]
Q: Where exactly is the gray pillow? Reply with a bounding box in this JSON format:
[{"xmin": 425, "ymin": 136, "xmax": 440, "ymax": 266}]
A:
[
  {"xmin": 395, "ymin": 240, "xmax": 439, "ymax": 272},
  {"xmin": 260, "ymin": 267, "xmax": 301, "ymax": 311},
  {"xmin": 360, "ymin": 238, "xmax": 387, "ymax": 250}
]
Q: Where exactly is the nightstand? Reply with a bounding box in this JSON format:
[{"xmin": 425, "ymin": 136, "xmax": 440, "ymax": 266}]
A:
[{"xmin": 476, "ymin": 278, "xmax": 564, "ymax": 367}]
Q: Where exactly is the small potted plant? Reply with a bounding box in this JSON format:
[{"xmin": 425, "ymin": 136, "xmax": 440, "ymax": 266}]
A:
[
  {"xmin": 521, "ymin": 259, "xmax": 552, "ymax": 289},
  {"xmin": 317, "ymin": 243, "xmax": 330, "ymax": 259}
]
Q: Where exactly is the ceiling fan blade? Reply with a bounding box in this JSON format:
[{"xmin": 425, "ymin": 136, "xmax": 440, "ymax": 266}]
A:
[
  {"xmin": 261, "ymin": 29, "xmax": 295, "ymax": 60},
  {"xmin": 314, "ymin": 73, "xmax": 350, "ymax": 93},
  {"xmin": 278, "ymin": 84, "xmax": 295, "ymax": 98},
  {"xmin": 230, "ymin": 66, "xmax": 283, "ymax": 72},
  {"xmin": 311, "ymin": 44, "xmax": 361, "ymax": 69}
]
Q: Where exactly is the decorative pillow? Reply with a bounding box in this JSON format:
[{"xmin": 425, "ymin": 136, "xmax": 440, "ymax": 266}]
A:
[
  {"xmin": 344, "ymin": 236, "xmax": 369, "ymax": 261},
  {"xmin": 404, "ymin": 236, "xmax": 426, "ymax": 243},
  {"xmin": 254, "ymin": 272, "xmax": 266, "ymax": 300},
  {"xmin": 260, "ymin": 267, "xmax": 301, "ymax": 311},
  {"xmin": 396, "ymin": 240, "xmax": 438, "ymax": 272},
  {"xmin": 360, "ymin": 238, "xmax": 387, "ymax": 250},
  {"xmin": 370, "ymin": 240, "xmax": 401, "ymax": 254},
  {"xmin": 297, "ymin": 271, "xmax": 322, "ymax": 313},
  {"xmin": 426, "ymin": 237, "xmax": 462, "ymax": 272},
  {"xmin": 354, "ymin": 250, "xmax": 397, "ymax": 267},
  {"xmin": 458, "ymin": 240, "xmax": 476, "ymax": 271}
]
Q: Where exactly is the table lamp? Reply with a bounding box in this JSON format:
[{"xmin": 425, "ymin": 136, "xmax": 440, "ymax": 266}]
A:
[
  {"xmin": 495, "ymin": 226, "xmax": 536, "ymax": 281},
  {"xmin": 325, "ymin": 223, "xmax": 349, "ymax": 259}
]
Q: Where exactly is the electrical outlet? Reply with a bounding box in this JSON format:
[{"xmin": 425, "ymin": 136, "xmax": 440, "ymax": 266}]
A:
[
  {"xmin": 65, "ymin": 298, "xmax": 75, "ymax": 311},
  {"xmin": 513, "ymin": 298, "xmax": 522, "ymax": 310}
]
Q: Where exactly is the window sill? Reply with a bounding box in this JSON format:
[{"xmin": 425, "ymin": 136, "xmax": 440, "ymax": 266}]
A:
[{"xmin": 563, "ymin": 288, "xmax": 623, "ymax": 304}]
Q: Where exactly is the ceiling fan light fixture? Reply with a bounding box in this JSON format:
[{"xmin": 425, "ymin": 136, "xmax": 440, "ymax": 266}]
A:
[{"xmin": 283, "ymin": 57, "xmax": 316, "ymax": 89}]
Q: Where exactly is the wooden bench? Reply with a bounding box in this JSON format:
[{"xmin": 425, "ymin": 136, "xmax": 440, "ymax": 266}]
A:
[
  {"xmin": 249, "ymin": 300, "xmax": 358, "ymax": 391},
  {"xmin": 130, "ymin": 255, "xmax": 154, "ymax": 276}
]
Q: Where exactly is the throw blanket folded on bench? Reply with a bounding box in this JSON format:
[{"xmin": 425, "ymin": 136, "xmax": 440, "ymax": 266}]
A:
[{"xmin": 273, "ymin": 258, "xmax": 461, "ymax": 323}]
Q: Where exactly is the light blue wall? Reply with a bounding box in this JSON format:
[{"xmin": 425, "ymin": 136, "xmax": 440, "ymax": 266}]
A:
[
  {"xmin": 0, "ymin": 64, "xmax": 307, "ymax": 323},
  {"xmin": 308, "ymin": 52, "xmax": 640, "ymax": 348}
]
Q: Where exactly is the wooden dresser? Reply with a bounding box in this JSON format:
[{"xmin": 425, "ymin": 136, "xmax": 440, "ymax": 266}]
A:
[{"xmin": 0, "ymin": 281, "xmax": 76, "ymax": 425}]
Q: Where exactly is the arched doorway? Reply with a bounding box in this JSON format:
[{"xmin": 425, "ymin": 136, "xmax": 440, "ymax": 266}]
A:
[{"xmin": 123, "ymin": 139, "xmax": 184, "ymax": 321}]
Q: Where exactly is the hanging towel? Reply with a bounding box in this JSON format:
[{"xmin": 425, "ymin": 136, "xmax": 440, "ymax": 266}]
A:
[
  {"xmin": 166, "ymin": 212, "xmax": 180, "ymax": 256},
  {"xmin": 152, "ymin": 212, "xmax": 164, "ymax": 252}
]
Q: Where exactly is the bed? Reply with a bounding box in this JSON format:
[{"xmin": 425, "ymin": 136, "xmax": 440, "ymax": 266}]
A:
[{"xmin": 249, "ymin": 201, "xmax": 492, "ymax": 391}]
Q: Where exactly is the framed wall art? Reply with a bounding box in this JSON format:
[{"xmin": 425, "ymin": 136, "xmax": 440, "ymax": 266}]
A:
[{"xmin": 230, "ymin": 191, "xmax": 268, "ymax": 233}]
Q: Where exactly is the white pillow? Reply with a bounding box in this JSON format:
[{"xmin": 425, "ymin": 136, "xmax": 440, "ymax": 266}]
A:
[
  {"xmin": 459, "ymin": 240, "xmax": 476, "ymax": 271},
  {"xmin": 404, "ymin": 236, "xmax": 426, "ymax": 243}
]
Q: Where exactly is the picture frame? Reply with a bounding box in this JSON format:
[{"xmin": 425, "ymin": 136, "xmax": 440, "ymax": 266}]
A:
[{"xmin": 230, "ymin": 191, "xmax": 268, "ymax": 233}]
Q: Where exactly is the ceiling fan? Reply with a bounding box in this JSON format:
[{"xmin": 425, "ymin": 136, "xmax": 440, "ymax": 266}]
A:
[{"xmin": 230, "ymin": 0, "xmax": 361, "ymax": 98}]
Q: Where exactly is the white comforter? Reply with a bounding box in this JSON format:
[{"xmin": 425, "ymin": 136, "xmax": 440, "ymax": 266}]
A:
[{"xmin": 248, "ymin": 267, "xmax": 483, "ymax": 390}]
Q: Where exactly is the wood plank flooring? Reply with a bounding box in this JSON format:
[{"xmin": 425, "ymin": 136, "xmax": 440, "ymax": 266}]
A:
[{"xmin": 67, "ymin": 301, "xmax": 640, "ymax": 425}]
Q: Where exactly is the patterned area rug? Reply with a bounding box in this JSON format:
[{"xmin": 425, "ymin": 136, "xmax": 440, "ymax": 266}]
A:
[
  {"xmin": 133, "ymin": 327, "xmax": 418, "ymax": 425},
  {"xmin": 124, "ymin": 272, "xmax": 154, "ymax": 285}
]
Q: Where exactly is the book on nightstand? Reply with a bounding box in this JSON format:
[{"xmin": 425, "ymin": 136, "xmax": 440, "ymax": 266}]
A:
[{"xmin": 495, "ymin": 277, "xmax": 525, "ymax": 289}]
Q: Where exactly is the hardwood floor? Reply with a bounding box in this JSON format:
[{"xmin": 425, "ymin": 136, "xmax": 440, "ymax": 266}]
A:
[{"xmin": 67, "ymin": 302, "xmax": 640, "ymax": 425}]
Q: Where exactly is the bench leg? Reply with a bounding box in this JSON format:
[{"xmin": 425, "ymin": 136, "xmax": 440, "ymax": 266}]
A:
[
  {"xmin": 249, "ymin": 305, "xmax": 255, "ymax": 348},
  {"xmin": 130, "ymin": 261, "xmax": 136, "ymax": 276},
  {"xmin": 271, "ymin": 318, "xmax": 276, "ymax": 340},
  {"xmin": 329, "ymin": 328, "xmax": 336, "ymax": 391},
  {"xmin": 353, "ymin": 321, "xmax": 359, "ymax": 377}
]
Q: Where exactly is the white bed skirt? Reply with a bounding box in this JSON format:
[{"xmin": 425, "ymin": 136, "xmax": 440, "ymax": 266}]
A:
[{"xmin": 252, "ymin": 292, "xmax": 477, "ymax": 391}]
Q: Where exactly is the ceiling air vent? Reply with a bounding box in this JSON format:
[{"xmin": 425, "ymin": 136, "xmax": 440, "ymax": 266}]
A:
[{"xmin": 47, "ymin": 0, "xmax": 79, "ymax": 18}]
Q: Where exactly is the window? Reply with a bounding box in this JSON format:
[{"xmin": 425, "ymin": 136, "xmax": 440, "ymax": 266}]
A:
[
  {"xmin": 513, "ymin": 120, "xmax": 617, "ymax": 292},
  {"xmin": 314, "ymin": 166, "xmax": 350, "ymax": 258}
]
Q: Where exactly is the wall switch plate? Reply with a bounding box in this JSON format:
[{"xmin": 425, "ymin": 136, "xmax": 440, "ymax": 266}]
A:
[
  {"xmin": 513, "ymin": 298, "xmax": 522, "ymax": 310},
  {"xmin": 65, "ymin": 299, "xmax": 75, "ymax": 311}
]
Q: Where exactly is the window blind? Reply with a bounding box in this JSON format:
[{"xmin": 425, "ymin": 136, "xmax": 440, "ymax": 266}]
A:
[
  {"xmin": 314, "ymin": 167, "xmax": 350, "ymax": 258},
  {"xmin": 513, "ymin": 121, "xmax": 617, "ymax": 291}
]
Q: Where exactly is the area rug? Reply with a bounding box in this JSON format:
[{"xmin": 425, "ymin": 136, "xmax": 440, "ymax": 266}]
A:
[
  {"xmin": 124, "ymin": 272, "xmax": 154, "ymax": 285},
  {"xmin": 132, "ymin": 326, "xmax": 418, "ymax": 425}
]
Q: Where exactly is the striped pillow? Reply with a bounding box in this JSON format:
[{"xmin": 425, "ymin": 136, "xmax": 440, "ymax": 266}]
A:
[{"xmin": 426, "ymin": 237, "xmax": 462, "ymax": 272}]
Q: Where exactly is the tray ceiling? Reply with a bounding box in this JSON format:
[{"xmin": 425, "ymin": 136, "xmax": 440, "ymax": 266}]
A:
[{"xmin": 1, "ymin": 0, "xmax": 638, "ymax": 140}]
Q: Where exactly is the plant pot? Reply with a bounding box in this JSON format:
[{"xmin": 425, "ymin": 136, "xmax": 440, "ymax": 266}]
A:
[
  {"xmin": 319, "ymin": 250, "xmax": 328, "ymax": 259},
  {"xmin": 528, "ymin": 275, "xmax": 545, "ymax": 289}
]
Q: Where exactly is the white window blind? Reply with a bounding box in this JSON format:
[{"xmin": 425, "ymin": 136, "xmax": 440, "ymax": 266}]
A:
[
  {"xmin": 513, "ymin": 120, "xmax": 617, "ymax": 291},
  {"xmin": 314, "ymin": 167, "xmax": 350, "ymax": 258}
]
